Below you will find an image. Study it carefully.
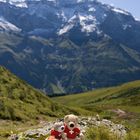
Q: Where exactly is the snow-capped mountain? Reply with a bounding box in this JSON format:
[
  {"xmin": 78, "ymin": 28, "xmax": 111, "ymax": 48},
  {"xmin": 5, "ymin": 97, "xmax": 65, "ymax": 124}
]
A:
[
  {"xmin": 0, "ymin": 0, "xmax": 136, "ymax": 36},
  {"xmin": 0, "ymin": 0, "xmax": 140, "ymax": 94}
]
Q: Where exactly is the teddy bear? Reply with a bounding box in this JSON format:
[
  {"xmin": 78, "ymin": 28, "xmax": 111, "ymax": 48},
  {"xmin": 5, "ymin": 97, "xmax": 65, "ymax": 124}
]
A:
[
  {"xmin": 47, "ymin": 122, "xmax": 67, "ymax": 140},
  {"xmin": 64, "ymin": 114, "xmax": 84, "ymax": 140}
]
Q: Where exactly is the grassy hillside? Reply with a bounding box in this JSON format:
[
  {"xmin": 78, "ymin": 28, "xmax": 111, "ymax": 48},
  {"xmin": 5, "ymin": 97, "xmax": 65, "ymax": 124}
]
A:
[
  {"xmin": 0, "ymin": 66, "xmax": 85, "ymax": 139},
  {"xmin": 54, "ymin": 80, "xmax": 140, "ymax": 130},
  {"xmin": 0, "ymin": 66, "xmax": 77, "ymax": 121}
]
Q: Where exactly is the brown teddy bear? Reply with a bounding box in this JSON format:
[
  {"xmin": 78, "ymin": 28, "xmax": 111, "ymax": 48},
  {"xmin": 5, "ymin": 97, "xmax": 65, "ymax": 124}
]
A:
[
  {"xmin": 47, "ymin": 122, "xmax": 67, "ymax": 140},
  {"xmin": 64, "ymin": 114, "xmax": 84, "ymax": 140}
]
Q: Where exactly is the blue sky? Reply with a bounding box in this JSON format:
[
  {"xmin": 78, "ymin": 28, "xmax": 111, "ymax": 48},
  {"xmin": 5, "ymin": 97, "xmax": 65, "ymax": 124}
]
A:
[{"xmin": 99, "ymin": 0, "xmax": 140, "ymax": 19}]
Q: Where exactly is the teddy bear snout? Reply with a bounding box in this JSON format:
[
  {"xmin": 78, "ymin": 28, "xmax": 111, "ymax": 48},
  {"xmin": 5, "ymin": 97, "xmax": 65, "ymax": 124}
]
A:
[{"xmin": 69, "ymin": 122, "xmax": 75, "ymax": 128}]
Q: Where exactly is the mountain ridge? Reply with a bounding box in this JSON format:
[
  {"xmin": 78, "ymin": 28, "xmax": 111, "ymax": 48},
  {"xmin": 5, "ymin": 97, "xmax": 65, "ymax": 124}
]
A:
[{"xmin": 0, "ymin": 0, "xmax": 140, "ymax": 94}]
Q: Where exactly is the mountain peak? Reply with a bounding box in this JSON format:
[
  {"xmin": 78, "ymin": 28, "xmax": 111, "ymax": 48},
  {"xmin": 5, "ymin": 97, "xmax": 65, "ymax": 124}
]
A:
[{"xmin": 57, "ymin": 13, "xmax": 99, "ymax": 35}]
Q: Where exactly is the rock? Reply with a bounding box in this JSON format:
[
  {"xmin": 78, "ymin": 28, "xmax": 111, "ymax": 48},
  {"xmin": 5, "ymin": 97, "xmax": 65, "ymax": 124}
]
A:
[
  {"xmin": 9, "ymin": 117, "xmax": 127, "ymax": 140},
  {"xmin": 96, "ymin": 114, "xmax": 101, "ymax": 121},
  {"xmin": 79, "ymin": 117, "xmax": 127, "ymax": 138},
  {"xmin": 8, "ymin": 134, "xmax": 18, "ymax": 140}
]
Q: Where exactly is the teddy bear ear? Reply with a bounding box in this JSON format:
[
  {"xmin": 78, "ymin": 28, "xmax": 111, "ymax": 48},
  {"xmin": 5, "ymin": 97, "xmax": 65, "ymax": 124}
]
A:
[
  {"xmin": 64, "ymin": 115, "xmax": 69, "ymax": 122},
  {"xmin": 75, "ymin": 116, "xmax": 79, "ymax": 122}
]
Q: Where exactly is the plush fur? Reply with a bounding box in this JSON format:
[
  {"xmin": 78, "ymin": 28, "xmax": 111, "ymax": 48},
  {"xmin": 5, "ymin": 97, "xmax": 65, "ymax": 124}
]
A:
[
  {"xmin": 49, "ymin": 122, "xmax": 67, "ymax": 140},
  {"xmin": 64, "ymin": 114, "xmax": 84, "ymax": 140}
]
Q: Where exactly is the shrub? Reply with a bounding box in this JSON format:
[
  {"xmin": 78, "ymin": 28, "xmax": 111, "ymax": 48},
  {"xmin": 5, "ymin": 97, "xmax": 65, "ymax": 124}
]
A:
[{"xmin": 85, "ymin": 127, "xmax": 140, "ymax": 140}]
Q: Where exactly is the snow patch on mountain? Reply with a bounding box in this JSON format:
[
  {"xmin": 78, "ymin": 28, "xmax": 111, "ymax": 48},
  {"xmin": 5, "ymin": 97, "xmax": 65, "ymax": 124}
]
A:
[
  {"xmin": 79, "ymin": 14, "xmax": 96, "ymax": 21},
  {"xmin": 89, "ymin": 7, "xmax": 96, "ymax": 12},
  {"xmin": 58, "ymin": 24, "xmax": 74, "ymax": 35},
  {"xmin": 0, "ymin": 17, "xmax": 22, "ymax": 32},
  {"xmin": 79, "ymin": 14, "xmax": 98, "ymax": 33},
  {"xmin": 78, "ymin": 14, "xmax": 101, "ymax": 34},
  {"xmin": 77, "ymin": 0, "xmax": 83, "ymax": 3},
  {"xmin": 13, "ymin": 2, "xmax": 28, "ymax": 8},
  {"xmin": 103, "ymin": 14, "xmax": 107, "ymax": 17},
  {"xmin": 0, "ymin": 0, "xmax": 28, "ymax": 8},
  {"xmin": 112, "ymin": 8, "xmax": 130, "ymax": 15},
  {"xmin": 57, "ymin": 15, "xmax": 76, "ymax": 35},
  {"xmin": 58, "ymin": 13, "xmax": 100, "ymax": 35},
  {"xmin": 122, "ymin": 24, "xmax": 132, "ymax": 30}
]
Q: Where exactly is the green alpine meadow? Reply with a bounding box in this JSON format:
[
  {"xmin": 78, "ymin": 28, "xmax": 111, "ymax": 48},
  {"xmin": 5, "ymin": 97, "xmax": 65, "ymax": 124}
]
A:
[{"xmin": 0, "ymin": 66, "xmax": 140, "ymax": 139}]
